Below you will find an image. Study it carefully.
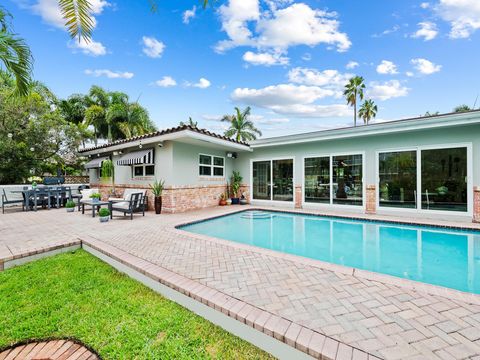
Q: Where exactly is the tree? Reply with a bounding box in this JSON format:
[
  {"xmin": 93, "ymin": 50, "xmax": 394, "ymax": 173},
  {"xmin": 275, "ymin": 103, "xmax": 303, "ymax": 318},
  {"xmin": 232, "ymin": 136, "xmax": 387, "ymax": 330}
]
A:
[
  {"xmin": 221, "ymin": 107, "xmax": 262, "ymax": 142},
  {"xmin": 453, "ymin": 104, "xmax": 471, "ymax": 113},
  {"xmin": 358, "ymin": 99, "xmax": 378, "ymax": 125},
  {"xmin": 0, "ymin": 7, "xmax": 33, "ymax": 96},
  {"xmin": 344, "ymin": 76, "xmax": 365, "ymax": 127},
  {"xmin": 180, "ymin": 117, "xmax": 198, "ymax": 127}
]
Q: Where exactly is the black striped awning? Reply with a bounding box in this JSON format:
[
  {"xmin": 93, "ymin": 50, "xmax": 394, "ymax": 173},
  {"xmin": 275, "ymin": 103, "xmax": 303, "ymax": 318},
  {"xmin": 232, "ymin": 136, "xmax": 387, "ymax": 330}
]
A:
[
  {"xmin": 117, "ymin": 149, "xmax": 154, "ymax": 166},
  {"xmin": 84, "ymin": 156, "xmax": 109, "ymax": 169}
]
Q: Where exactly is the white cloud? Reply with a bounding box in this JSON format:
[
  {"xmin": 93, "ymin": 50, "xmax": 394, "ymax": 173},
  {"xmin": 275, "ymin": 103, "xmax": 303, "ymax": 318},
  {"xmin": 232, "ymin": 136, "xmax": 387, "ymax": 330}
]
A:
[
  {"xmin": 376, "ymin": 60, "xmax": 398, "ymax": 75},
  {"xmin": 231, "ymin": 84, "xmax": 351, "ymax": 117},
  {"xmin": 256, "ymin": 117, "xmax": 290, "ymax": 125},
  {"xmin": 183, "ymin": 6, "xmax": 196, "ymax": 24},
  {"xmin": 187, "ymin": 78, "xmax": 211, "ymax": 89},
  {"xmin": 412, "ymin": 21, "xmax": 438, "ymax": 41},
  {"xmin": 68, "ymin": 38, "xmax": 106, "ymax": 56},
  {"xmin": 242, "ymin": 51, "xmax": 289, "ymax": 66},
  {"xmin": 84, "ymin": 69, "xmax": 133, "ymax": 79},
  {"xmin": 368, "ymin": 80, "xmax": 409, "ymax": 101},
  {"xmin": 302, "ymin": 53, "xmax": 312, "ymax": 61},
  {"xmin": 420, "ymin": 2, "xmax": 430, "ymax": 9},
  {"xmin": 142, "ymin": 36, "xmax": 165, "ymax": 58},
  {"xmin": 372, "ymin": 25, "xmax": 400, "ymax": 38},
  {"xmin": 346, "ymin": 61, "xmax": 359, "ymax": 69},
  {"xmin": 202, "ymin": 114, "xmax": 223, "ymax": 121},
  {"xmin": 155, "ymin": 76, "xmax": 177, "ymax": 87},
  {"xmin": 406, "ymin": 71, "xmax": 414, "ymax": 77},
  {"xmin": 287, "ymin": 67, "xmax": 352, "ymax": 95},
  {"xmin": 411, "ymin": 58, "xmax": 442, "ymax": 74},
  {"xmin": 216, "ymin": 1, "xmax": 351, "ymax": 54},
  {"xmin": 436, "ymin": 0, "xmax": 480, "ymax": 38},
  {"xmin": 31, "ymin": 0, "xmax": 109, "ymax": 29}
]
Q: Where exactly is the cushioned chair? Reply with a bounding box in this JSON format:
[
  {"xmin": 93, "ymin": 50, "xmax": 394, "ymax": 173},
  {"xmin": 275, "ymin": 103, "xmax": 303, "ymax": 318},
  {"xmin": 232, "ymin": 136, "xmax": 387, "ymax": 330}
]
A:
[
  {"xmin": 109, "ymin": 192, "xmax": 145, "ymax": 220},
  {"xmin": 78, "ymin": 188, "xmax": 100, "ymax": 210},
  {"xmin": 2, "ymin": 189, "xmax": 25, "ymax": 214}
]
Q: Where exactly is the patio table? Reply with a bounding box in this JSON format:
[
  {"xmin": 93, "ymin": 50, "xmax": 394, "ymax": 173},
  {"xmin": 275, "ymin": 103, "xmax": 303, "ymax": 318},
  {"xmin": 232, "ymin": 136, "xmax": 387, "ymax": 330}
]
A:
[
  {"xmin": 11, "ymin": 189, "xmax": 51, "ymax": 211},
  {"xmin": 81, "ymin": 200, "xmax": 110, "ymax": 218}
]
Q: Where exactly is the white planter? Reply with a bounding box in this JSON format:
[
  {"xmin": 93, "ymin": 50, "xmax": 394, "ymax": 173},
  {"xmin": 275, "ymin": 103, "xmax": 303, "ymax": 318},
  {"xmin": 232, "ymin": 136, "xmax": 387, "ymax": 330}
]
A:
[
  {"xmin": 226, "ymin": 199, "xmax": 232, "ymax": 205},
  {"xmin": 99, "ymin": 216, "xmax": 109, "ymax": 223},
  {"xmin": 66, "ymin": 207, "xmax": 75, "ymax": 213}
]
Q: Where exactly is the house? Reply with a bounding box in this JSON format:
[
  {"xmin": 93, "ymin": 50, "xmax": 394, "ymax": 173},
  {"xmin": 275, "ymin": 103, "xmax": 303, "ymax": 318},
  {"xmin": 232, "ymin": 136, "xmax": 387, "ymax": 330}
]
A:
[{"xmin": 79, "ymin": 110, "xmax": 480, "ymax": 222}]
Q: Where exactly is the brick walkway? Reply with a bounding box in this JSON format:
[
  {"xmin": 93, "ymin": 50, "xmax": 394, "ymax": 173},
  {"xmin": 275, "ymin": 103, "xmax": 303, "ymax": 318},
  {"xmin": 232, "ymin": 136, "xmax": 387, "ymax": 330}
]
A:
[
  {"xmin": 2, "ymin": 206, "xmax": 480, "ymax": 359},
  {"xmin": 0, "ymin": 340, "xmax": 99, "ymax": 360}
]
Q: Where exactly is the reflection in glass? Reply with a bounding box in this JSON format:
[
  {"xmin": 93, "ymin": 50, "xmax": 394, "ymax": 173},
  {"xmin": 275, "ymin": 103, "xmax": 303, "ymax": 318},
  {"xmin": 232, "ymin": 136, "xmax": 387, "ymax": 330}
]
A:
[
  {"xmin": 379, "ymin": 151, "xmax": 417, "ymax": 208},
  {"xmin": 304, "ymin": 157, "xmax": 330, "ymax": 203},
  {"xmin": 332, "ymin": 154, "xmax": 363, "ymax": 206},
  {"xmin": 421, "ymin": 147, "xmax": 467, "ymax": 212},
  {"xmin": 272, "ymin": 159, "xmax": 293, "ymax": 201},
  {"xmin": 252, "ymin": 161, "xmax": 271, "ymax": 200}
]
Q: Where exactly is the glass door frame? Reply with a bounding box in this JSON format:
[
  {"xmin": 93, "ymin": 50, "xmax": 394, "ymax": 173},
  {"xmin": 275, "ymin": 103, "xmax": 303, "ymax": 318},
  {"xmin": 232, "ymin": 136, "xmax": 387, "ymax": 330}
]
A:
[
  {"xmin": 301, "ymin": 151, "xmax": 366, "ymax": 210},
  {"xmin": 375, "ymin": 142, "xmax": 473, "ymax": 216},
  {"xmin": 250, "ymin": 157, "xmax": 295, "ymax": 203}
]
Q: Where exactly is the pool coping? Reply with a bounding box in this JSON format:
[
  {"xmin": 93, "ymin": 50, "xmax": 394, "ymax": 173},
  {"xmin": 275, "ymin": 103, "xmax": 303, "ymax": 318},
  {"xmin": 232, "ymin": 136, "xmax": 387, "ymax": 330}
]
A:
[{"xmin": 175, "ymin": 207, "xmax": 480, "ymax": 306}]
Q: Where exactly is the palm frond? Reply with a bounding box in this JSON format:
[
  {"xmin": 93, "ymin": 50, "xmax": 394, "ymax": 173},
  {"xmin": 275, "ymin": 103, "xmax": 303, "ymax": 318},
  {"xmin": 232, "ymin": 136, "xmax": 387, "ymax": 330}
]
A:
[{"xmin": 58, "ymin": 0, "xmax": 95, "ymax": 42}]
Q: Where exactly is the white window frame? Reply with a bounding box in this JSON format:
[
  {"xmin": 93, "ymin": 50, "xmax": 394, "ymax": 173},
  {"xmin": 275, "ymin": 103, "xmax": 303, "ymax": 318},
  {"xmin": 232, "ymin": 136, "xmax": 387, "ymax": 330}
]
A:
[
  {"xmin": 199, "ymin": 154, "xmax": 225, "ymax": 178},
  {"xmin": 301, "ymin": 152, "xmax": 366, "ymax": 210},
  {"xmin": 132, "ymin": 164, "xmax": 155, "ymax": 178},
  {"xmin": 375, "ymin": 142, "xmax": 473, "ymax": 216},
  {"xmin": 249, "ymin": 157, "xmax": 295, "ymax": 204}
]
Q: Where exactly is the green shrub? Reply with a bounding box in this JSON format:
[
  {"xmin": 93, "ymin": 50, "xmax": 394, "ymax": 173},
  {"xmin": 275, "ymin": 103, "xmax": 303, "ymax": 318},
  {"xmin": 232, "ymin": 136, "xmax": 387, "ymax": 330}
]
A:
[
  {"xmin": 99, "ymin": 208, "xmax": 110, "ymax": 217},
  {"xmin": 66, "ymin": 200, "xmax": 76, "ymax": 208},
  {"xmin": 90, "ymin": 192, "xmax": 101, "ymax": 200}
]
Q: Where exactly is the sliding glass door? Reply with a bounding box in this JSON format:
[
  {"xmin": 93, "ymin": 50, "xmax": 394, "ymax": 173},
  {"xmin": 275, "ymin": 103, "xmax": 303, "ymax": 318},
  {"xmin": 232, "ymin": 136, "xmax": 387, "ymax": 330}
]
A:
[
  {"xmin": 252, "ymin": 159, "xmax": 293, "ymax": 202},
  {"xmin": 421, "ymin": 147, "xmax": 467, "ymax": 212},
  {"xmin": 304, "ymin": 154, "xmax": 363, "ymax": 206},
  {"xmin": 379, "ymin": 151, "xmax": 417, "ymax": 209}
]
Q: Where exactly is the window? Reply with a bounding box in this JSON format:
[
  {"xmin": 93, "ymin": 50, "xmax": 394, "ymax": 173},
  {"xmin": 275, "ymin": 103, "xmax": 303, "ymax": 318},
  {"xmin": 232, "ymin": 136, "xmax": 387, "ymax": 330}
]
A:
[
  {"xmin": 379, "ymin": 151, "xmax": 417, "ymax": 209},
  {"xmin": 133, "ymin": 165, "xmax": 155, "ymax": 177},
  {"xmin": 252, "ymin": 159, "xmax": 293, "ymax": 202},
  {"xmin": 199, "ymin": 154, "xmax": 224, "ymax": 177},
  {"xmin": 421, "ymin": 147, "xmax": 467, "ymax": 212}
]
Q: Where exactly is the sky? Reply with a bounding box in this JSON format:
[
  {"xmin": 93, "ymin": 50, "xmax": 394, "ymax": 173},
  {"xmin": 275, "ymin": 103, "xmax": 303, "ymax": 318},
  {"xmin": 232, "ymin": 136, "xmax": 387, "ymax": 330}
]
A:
[{"xmin": 5, "ymin": 0, "xmax": 480, "ymax": 137}]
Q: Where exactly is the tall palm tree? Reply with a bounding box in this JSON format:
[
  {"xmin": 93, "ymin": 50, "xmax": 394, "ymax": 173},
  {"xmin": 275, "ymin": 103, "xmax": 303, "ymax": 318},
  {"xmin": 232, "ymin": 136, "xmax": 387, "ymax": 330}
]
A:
[
  {"xmin": 221, "ymin": 107, "xmax": 262, "ymax": 142},
  {"xmin": 179, "ymin": 117, "xmax": 197, "ymax": 127},
  {"xmin": 358, "ymin": 99, "xmax": 378, "ymax": 125},
  {"xmin": 0, "ymin": 7, "xmax": 33, "ymax": 96},
  {"xmin": 344, "ymin": 76, "xmax": 365, "ymax": 127},
  {"xmin": 111, "ymin": 102, "xmax": 155, "ymax": 139},
  {"xmin": 84, "ymin": 104, "xmax": 104, "ymax": 146}
]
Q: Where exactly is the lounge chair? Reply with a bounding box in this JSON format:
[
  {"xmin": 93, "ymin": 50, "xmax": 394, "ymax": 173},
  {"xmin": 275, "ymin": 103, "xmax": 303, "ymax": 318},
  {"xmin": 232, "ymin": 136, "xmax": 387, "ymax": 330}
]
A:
[
  {"xmin": 2, "ymin": 189, "xmax": 25, "ymax": 213},
  {"xmin": 78, "ymin": 188, "xmax": 100, "ymax": 210},
  {"xmin": 109, "ymin": 192, "xmax": 145, "ymax": 220}
]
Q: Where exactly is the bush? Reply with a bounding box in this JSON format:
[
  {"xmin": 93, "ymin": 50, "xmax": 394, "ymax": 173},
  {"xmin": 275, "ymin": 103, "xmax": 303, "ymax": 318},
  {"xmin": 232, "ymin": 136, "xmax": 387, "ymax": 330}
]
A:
[
  {"xmin": 90, "ymin": 192, "xmax": 101, "ymax": 200},
  {"xmin": 99, "ymin": 208, "xmax": 110, "ymax": 217},
  {"xmin": 66, "ymin": 200, "xmax": 76, "ymax": 208}
]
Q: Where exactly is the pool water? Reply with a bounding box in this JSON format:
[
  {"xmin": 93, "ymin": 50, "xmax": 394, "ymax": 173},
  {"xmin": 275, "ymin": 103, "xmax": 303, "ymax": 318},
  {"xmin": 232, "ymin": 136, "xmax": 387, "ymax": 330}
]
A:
[{"xmin": 180, "ymin": 210, "xmax": 480, "ymax": 294}]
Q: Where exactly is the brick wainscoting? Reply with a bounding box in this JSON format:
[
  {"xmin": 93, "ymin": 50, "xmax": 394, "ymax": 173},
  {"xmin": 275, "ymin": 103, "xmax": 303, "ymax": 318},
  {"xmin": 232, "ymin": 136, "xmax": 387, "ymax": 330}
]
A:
[
  {"xmin": 295, "ymin": 185, "xmax": 302, "ymax": 209},
  {"xmin": 365, "ymin": 185, "xmax": 376, "ymax": 214},
  {"xmin": 92, "ymin": 183, "xmax": 228, "ymax": 213},
  {"xmin": 474, "ymin": 187, "xmax": 480, "ymax": 223}
]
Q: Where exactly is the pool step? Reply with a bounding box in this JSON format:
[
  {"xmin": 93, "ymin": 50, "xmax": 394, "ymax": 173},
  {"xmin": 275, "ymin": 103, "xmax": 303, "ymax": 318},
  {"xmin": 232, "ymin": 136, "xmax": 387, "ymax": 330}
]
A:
[{"xmin": 240, "ymin": 211, "xmax": 275, "ymax": 220}]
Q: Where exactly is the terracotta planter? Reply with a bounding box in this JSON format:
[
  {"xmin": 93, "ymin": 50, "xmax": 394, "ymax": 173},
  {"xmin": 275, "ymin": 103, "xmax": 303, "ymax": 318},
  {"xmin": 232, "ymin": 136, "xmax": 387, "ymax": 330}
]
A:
[
  {"xmin": 219, "ymin": 199, "xmax": 227, "ymax": 206},
  {"xmin": 154, "ymin": 196, "xmax": 162, "ymax": 214}
]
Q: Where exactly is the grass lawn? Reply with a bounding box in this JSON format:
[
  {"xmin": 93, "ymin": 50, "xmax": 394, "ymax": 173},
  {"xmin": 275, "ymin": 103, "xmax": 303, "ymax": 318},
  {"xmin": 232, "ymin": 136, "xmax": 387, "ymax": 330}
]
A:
[{"xmin": 0, "ymin": 250, "xmax": 273, "ymax": 359}]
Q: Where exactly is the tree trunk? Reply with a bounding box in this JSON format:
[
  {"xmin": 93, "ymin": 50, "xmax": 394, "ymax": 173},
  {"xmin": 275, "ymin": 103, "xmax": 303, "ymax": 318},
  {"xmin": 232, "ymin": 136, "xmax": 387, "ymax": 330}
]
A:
[{"xmin": 354, "ymin": 101, "xmax": 357, "ymax": 127}]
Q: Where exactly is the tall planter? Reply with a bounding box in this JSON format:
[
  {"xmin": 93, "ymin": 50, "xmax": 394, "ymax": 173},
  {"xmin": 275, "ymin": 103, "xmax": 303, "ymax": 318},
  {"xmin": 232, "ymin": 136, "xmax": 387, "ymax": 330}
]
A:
[{"xmin": 154, "ymin": 196, "xmax": 162, "ymax": 214}]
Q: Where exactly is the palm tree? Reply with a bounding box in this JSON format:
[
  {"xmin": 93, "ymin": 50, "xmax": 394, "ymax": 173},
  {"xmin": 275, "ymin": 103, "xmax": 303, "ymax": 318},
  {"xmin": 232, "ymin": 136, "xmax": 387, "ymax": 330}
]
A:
[
  {"xmin": 84, "ymin": 104, "xmax": 104, "ymax": 146},
  {"xmin": 453, "ymin": 104, "xmax": 471, "ymax": 113},
  {"xmin": 221, "ymin": 107, "xmax": 262, "ymax": 142},
  {"xmin": 344, "ymin": 76, "xmax": 365, "ymax": 127},
  {"xmin": 179, "ymin": 117, "xmax": 197, "ymax": 127},
  {"xmin": 0, "ymin": 7, "xmax": 33, "ymax": 96},
  {"xmin": 110, "ymin": 102, "xmax": 156, "ymax": 139},
  {"xmin": 59, "ymin": 94, "xmax": 88, "ymax": 125},
  {"xmin": 358, "ymin": 99, "xmax": 378, "ymax": 125}
]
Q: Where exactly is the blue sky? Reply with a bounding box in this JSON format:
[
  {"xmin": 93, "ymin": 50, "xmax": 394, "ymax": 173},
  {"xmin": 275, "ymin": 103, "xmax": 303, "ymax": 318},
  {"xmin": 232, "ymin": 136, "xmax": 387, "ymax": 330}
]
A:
[{"xmin": 6, "ymin": 0, "xmax": 480, "ymax": 137}]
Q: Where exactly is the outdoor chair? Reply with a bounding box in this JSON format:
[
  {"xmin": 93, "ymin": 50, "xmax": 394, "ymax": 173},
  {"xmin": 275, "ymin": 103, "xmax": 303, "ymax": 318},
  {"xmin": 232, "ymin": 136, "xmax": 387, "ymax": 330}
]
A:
[
  {"xmin": 109, "ymin": 192, "xmax": 145, "ymax": 220},
  {"xmin": 78, "ymin": 188, "xmax": 99, "ymax": 210},
  {"xmin": 2, "ymin": 189, "xmax": 25, "ymax": 214}
]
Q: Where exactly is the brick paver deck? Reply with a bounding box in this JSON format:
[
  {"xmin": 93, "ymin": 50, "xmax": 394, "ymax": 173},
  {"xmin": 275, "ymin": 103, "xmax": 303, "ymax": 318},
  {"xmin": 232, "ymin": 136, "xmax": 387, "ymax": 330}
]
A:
[
  {"xmin": 2, "ymin": 206, "xmax": 480, "ymax": 359},
  {"xmin": 0, "ymin": 340, "xmax": 99, "ymax": 360}
]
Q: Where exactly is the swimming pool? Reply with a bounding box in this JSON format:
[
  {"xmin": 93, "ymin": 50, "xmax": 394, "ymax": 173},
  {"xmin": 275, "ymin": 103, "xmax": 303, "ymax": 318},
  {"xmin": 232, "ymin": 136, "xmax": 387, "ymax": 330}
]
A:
[{"xmin": 180, "ymin": 210, "xmax": 480, "ymax": 294}]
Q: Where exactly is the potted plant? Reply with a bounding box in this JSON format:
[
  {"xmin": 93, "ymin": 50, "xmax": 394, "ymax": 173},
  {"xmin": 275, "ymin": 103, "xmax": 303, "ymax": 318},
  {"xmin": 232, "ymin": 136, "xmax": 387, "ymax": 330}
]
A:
[
  {"xmin": 90, "ymin": 192, "xmax": 101, "ymax": 203},
  {"xmin": 226, "ymin": 182, "xmax": 232, "ymax": 205},
  {"xmin": 149, "ymin": 179, "xmax": 165, "ymax": 214},
  {"xmin": 66, "ymin": 200, "xmax": 76, "ymax": 212},
  {"xmin": 240, "ymin": 192, "xmax": 248, "ymax": 205},
  {"xmin": 219, "ymin": 193, "xmax": 227, "ymax": 206},
  {"xmin": 101, "ymin": 159, "xmax": 115, "ymax": 195},
  {"xmin": 99, "ymin": 207, "xmax": 110, "ymax": 222},
  {"xmin": 230, "ymin": 171, "xmax": 243, "ymax": 204}
]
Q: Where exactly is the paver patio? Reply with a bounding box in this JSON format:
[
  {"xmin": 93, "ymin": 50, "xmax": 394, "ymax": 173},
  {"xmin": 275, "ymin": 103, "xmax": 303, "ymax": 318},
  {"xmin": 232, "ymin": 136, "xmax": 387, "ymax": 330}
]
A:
[{"xmin": 2, "ymin": 206, "xmax": 480, "ymax": 359}]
